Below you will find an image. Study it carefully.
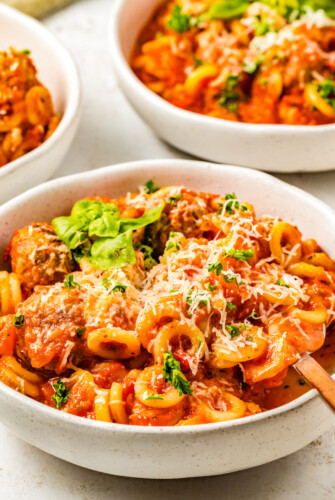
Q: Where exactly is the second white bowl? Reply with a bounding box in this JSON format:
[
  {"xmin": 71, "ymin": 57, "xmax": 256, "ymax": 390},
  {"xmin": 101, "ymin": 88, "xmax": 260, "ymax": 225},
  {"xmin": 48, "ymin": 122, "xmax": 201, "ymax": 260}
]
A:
[
  {"xmin": 109, "ymin": 0, "xmax": 335, "ymax": 173},
  {"xmin": 0, "ymin": 4, "xmax": 81, "ymax": 203}
]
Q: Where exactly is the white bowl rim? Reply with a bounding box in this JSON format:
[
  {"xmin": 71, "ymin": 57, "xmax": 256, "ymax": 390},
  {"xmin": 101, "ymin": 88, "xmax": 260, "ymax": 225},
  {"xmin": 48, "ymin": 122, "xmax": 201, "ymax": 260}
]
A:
[
  {"xmin": 109, "ymin": 0, "xmax": 335, "ymax": 135},
  {"xmin": 0, "ymin": 3, "xmax": 81, "ymax": 180},
  {"xmin": 0, "ymin": 158, "xmax": 334, "ymax": 434}
]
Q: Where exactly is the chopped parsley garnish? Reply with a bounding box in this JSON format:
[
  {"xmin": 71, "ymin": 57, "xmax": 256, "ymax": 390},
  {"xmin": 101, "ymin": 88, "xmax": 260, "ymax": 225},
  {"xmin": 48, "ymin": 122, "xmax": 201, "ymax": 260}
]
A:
[
  {"xmin": 223, "ymin": 247, "xmax": 254, "ymax": 261},
  {"xmin": 193, "ymin": 55, "xmax": 204, "ymax": 67},
  {"xmin": 168, "ymin": 194, "xmax": 183, "ymax": 206},
  {"xmin": 186, "ymin": 289, "xmax": 211, "ymax": 316},
  {"xmin": 205, "ymin": 282, "xmax": 217, "ymax": 292},
  {"xmin": 243, "ymin": 56, "xmax": 262, "ymax": 75},
  {"xmin": 137, "ymin": 244, "xmax": 158, "ymax": 270},
  {"xmin": 169, "ymin": 289, "xmax": 179, "ymax": 294},
  {"xmin": 221, "ymin": 192, "xmax": 248, "ymax": 215},
  {"xmin": 226, "ymin": 325, "xmax": 242, "ymax": 338},
  {"xmin": 167, "ymin": 5, "xmax": 191, "ymax": 33},
  {"xmin": 14, "ymin": 314, "xmax": 24, "ymax": 327},
  {"xmin": 224, "ymin": 273, "xmax": 236, "ymax": 283},
  {"xmin": 196, "ymin": 336, "xmax": 203, "ymax": 352},
  {"xmin": 316, "ymin": 79, "xmax": 335, "ymax": 109},
  {"xmin": 227, "ymin": 324, "xmax": 248, "ymax": 338},
  {"xmin": 143, "ymin": 179, "xmax": 160, "ymax": 194},
  {"xmin": 253, "ymin": 14, "xmax": 272, "ymax": 37},
  {"xmin": 76, "ymin": 327, "xmax": 86, "ymax": 337},
  {"xmin": 248, "ymin": 311, "xmax": 258, "ymax": 319},
  {"xmin": 277, "ymin": 278, "xmax": 289, "ymax": 288},
  {"xmin": 166, "ymin": 232, "xmax": 182, "ymax": 252},
  {"xmin": 246, "ymin": 335, "xmax": 253, "ymax": 342},
  {"xmin": 20, "ymin": 49, "xmax": 31, "ymax": 55},
  {"xmin": 146, "ymin": 394, "xmax": 164, "ymax": 400},
  {"xmin": 162, "ymin": 351, "xmax": 193, "ymax": 396},
  {"xmin": 223, "ymin": 273, "xmax": 245, "ymax": 286},
  {"xmin": 260, "ymin": 77, "xmax": 268, "ymax": 86},
  {"xmin": 51, "ymin": 380, "xmax": 70, "ymax": 409},
  {"xmin": 102, "ymin": 278, "xmax": 127, "ymax": 293},
  {"xmin": 207, "ymin": 262, "xmax": 223, "ymax": 276},
  {"xmin": 63, "ymin": 274, "xmax": 81, "ymax": 288},
  {"xmin": 219, "ymin": 75, "xmax": 240, "ymax": 113},
  {"xmin": 226, "ymin": 301, "xmax": 236, "ymax": 311}
]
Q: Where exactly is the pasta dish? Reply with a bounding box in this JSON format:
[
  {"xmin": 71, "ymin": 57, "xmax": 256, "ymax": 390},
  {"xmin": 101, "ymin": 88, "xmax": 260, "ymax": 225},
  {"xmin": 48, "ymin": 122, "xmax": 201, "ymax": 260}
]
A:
[
  {"xmin": 0, "ymin": 48, "xmax": 60, "ymax": 168},
  {"xmin": 0, "ymin": 183, "xmax": 334, "ymax": 426},
  {"xmin": 132, "ymin": 1, "xmax": 335, "ymax": 125}
]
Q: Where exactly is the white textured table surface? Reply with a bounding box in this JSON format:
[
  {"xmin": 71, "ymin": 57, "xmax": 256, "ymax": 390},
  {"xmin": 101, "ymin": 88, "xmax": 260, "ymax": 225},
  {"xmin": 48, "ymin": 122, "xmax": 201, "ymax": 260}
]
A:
[{"xmin": 1, "ymin": 0, "xmax": 335, "ymax": 498}]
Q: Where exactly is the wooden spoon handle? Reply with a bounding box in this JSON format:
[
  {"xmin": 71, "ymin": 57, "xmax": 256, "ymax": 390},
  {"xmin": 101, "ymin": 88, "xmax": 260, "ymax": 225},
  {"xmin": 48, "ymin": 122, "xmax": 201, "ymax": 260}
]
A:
[{"xmin": 294, "ymin": 353, "xmax": 335, "ymax": 413}]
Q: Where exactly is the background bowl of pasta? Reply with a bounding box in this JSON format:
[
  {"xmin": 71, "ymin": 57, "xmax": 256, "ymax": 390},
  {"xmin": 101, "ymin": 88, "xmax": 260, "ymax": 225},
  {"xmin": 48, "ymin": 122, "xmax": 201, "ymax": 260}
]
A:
[
  {"xmin": 109, "ymin": 0, "xmax": 335, "ymax": 173},
  {"xmin": 0, "ymin": 4, "xmax": 81, "ymax": 203},
  {"xmin": 0, "ymin": 159, "xmax": 334, "ymax": 478}
]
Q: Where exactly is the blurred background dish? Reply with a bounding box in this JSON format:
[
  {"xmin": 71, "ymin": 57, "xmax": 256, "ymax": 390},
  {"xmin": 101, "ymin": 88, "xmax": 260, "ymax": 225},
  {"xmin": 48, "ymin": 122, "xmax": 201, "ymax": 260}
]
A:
[
  {"xmin": 0, "ymin": 3, "xmax": 81, "ymax": 204},
  {"xmin": 109, "ymin": 0, "xmax": 335, "ymax": 173}
]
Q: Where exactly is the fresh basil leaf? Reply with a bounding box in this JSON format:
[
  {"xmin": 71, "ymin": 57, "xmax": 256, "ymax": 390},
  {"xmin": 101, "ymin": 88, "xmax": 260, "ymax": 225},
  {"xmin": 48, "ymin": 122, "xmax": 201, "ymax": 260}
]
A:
[
  {"xmin": 52, "ymin": 216, "xmax": 88, "ymax": 250},
  {"xmin": 209, "ymin": 0, "xmax": 249, "ymax": 20},
  {"xmin": 119, "ymin": 202, "xmax": 165, "ymax": 233},
  {"xmin": 71, "ymin": 200, "xmax": 119, "ymax": 222},
  {"xmin": 88, "ymin": 230, "xmax": 136, "ymax": 270},
  {"xmin": 88, "ymin": 214, "xmax": 120, "ymax": 238},
  {"xmin": 304, "ymin": 0, "xmax": 335, "ymax": 18}
]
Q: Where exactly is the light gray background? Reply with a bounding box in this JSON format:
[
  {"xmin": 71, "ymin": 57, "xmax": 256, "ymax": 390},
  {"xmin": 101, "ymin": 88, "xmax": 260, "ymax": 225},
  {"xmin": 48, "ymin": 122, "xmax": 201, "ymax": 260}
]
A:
[{"xmin": 1, "ymin": 0, "xmax": 335, "ymax": 498}]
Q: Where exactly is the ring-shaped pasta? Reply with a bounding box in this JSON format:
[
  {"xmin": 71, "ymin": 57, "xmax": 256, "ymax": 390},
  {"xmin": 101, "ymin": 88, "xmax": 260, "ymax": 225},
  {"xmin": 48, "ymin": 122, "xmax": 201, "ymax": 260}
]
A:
[
  {"xmin": 26, "ymin": 85, "xmax": 54, "ymax": 126},
  {"xmin": 0, "ymin": 271, "xmax": 22, "ymax": 316},
  {"xmin": 87, "ymin": 328, "xmax": 141, "ymax": 360},
  {"xmin": 243, "ymin": 321, "xmax": 299, "ymax": 383},
  {"xmin": 153, "ymin": 320, "xmax": 206, "ymax": 364},
  {"xmin": 199, "ymin": 393, "xmax": 247, "ymax": 422},
  {"xmin": 0, "ymin": 111, "xmax": 24, "ymax": 133},
  {"xmin": 305, "ymin": 84, "xmax": 335, "ymax": 119},
  {"xmin": 94, "ymin": 389, "xmax": 112, "ymax": 422},
  {"xmin": 142, "ymin": 36, "xmax": 174, "ymax": 53},
  {"xmin": 291, "ymin": 296, "xmax": 328, "ymax": 324},
  {"xmin": 209, "ymin": 356, "xmax": 238, "ymax": 369},
  {"xmin": 288, "ymin": 262, "xmax": 324, "ymax": 278},
  {"xmin": 134, "ymin": 366, "xmax": 185, "ymax": 409},
  {"xmin": 109, "ymin": 382, "xmax": 128, "ymax": 424},
  {"xmin": 0, "ymin": 356, "xmax": 42, "ymax": 397},
  {"xmin": 269, "ymin": 222, "xmax": 302, "ymax": 266},
  {"xmin": 176, "ymin": 413, "xmax": 205, "ymax": 426},
  {"xmin": 136, "ymin": 296, "xmax": 181, "ymax": 349},
  {"xmin": 303, "ymin": 252, "xmax": 335, "ymax": 271},
  {"xmin": 211, "ymin": 326, "xmax": 267, "ymax": 365},
  {"xmin": 301, "ymin": 239, "xmax": 319, "ymax": 255},
  {"xmin": 262, "ymin": 285, "xmax": 298, "ymax": 306},
  {"xmin": 1, "ymin": 355, "xmax": 42, "ymax": 383},
  {"xmin": 184, "ymin": 64, "xmax": 218, "ymax": 95}
]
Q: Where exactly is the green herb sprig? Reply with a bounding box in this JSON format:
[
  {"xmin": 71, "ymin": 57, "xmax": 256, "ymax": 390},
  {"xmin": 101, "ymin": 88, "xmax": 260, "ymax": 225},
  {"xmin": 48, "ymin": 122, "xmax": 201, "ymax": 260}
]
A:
[
  {"xmin": 162, "ymin": 351, "xmax": 193, "ymax": 396},
  {"xmin": 52, "ymin": 380, "xmax": 70, "ymax": 409},
  {"xmin": 52, "ymin": 199, "xmax": 164, "ymax": 270}
]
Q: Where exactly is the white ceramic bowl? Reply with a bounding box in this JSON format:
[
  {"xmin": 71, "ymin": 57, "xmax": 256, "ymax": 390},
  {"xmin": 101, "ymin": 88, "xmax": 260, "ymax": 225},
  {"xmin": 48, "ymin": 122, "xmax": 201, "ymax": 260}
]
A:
[
  {"xmin": 109, "ymin": 0, "xmax": 335, "ymax": 173},
  {"xmin": 0, "ymin": 4, "xmax": 81, "ymax": 204},
  {"xmin": 0, "ymin": 159, "xmax": 334, "ymax": 479}
]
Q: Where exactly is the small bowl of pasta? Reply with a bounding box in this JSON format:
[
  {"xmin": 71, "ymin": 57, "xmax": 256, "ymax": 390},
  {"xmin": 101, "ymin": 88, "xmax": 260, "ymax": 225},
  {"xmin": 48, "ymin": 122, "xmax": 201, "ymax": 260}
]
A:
[
  {"xmin": 109, "ymin": 0, "xmax": 335, "ymax": 172},
  {"xmin": 0, "ymin": 4, "xmax": 81, "ymax": 203},
  {"xmin": 0, "ymin": 158, "xmax": 334, "ymax": 478}
]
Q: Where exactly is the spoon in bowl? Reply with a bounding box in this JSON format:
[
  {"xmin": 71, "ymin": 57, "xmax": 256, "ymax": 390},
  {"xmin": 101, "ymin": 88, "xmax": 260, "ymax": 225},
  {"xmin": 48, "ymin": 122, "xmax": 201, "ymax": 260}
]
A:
[{"xmin": 294, "ymin": 326, "xmax": 335, "ymax": 412}]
